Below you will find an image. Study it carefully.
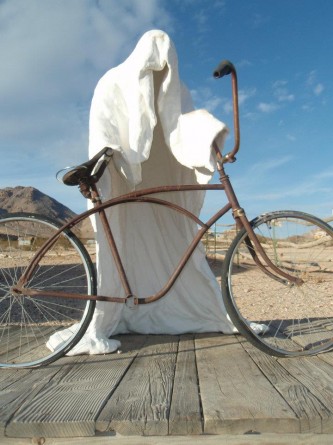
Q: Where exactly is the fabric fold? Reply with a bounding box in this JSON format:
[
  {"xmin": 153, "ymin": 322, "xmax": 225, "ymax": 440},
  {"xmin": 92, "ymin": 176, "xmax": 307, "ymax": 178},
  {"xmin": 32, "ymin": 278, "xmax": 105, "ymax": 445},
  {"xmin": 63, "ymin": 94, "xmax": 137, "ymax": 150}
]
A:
[{"xmin": 48, "ymin": 29, "xmax": 238, "ymax": 356}]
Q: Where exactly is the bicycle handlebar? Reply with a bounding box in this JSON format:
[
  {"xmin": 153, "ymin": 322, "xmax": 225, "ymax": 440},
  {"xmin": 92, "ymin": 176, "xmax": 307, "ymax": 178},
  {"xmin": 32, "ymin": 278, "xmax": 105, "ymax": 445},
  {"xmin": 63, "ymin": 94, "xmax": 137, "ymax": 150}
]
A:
[
  {"xmin": 213, "ymin": 60, "xmax": 240, "ymax": 165},
  {"xmin": 213, "ymin": 60, "xmax": 235, "ymax": 79}
]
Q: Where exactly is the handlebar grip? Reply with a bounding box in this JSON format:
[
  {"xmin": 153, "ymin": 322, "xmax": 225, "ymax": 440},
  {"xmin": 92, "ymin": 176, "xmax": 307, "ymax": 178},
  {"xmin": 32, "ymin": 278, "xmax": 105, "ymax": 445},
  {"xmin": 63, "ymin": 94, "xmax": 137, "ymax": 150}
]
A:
[{"xmin": 213, "ymin": 60, "xmax": 235, "ymax": 79}]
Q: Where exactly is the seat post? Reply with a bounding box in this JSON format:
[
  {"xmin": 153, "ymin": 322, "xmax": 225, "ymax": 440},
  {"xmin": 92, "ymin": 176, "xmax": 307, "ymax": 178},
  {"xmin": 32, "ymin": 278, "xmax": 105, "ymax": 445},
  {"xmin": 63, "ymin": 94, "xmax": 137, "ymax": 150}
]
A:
[
  {"xmin": 87, "ymin": 182, "xmax": 102, "ymax": 203},
  {"xmin": 90, "ymin": 183, "xmax": 133, "ymax": 298}
]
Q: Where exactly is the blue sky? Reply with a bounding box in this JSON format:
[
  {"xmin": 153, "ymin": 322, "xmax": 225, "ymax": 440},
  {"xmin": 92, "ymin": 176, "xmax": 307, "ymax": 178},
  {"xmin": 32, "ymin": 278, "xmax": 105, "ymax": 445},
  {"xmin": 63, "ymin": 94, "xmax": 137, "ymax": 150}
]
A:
[{"xmin": 0, "ymin": 0, "xmax": 332, "ymax": 224}]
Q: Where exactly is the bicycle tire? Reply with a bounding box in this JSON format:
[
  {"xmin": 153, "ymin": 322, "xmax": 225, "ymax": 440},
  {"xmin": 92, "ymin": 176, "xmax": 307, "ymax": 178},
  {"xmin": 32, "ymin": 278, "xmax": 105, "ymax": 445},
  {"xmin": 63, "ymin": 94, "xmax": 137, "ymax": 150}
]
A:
[
  {"xmin": 221, "ymin": 210, "xmax": 333, "ymax": 357},
  {"xmin": 0, "ymin": 213, "xmax": 96, "ymax": 368}
]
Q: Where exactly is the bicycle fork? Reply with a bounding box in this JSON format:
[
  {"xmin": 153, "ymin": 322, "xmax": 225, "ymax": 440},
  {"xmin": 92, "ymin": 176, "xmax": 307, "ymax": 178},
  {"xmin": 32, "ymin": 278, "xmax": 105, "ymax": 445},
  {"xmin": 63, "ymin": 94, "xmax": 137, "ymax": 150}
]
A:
[{"xmin": 218, "ymin": 164, "xmax": 303, "ymax": 287}]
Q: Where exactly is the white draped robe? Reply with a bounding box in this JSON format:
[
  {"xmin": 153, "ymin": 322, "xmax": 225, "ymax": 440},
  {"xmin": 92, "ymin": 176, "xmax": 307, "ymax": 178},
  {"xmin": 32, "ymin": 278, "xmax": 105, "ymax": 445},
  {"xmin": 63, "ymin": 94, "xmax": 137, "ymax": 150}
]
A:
[{"xmin": 47, "ymin": 30, "xmax": 237, "ymax": 356}]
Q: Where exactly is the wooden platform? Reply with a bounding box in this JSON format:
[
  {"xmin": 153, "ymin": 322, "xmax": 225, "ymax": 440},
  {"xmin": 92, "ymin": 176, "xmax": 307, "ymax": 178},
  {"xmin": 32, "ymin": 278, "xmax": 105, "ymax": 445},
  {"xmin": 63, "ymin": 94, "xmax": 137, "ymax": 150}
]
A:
[{"xmin": 1, "ymin": 333, "xmax": 333, "ymax": 440}]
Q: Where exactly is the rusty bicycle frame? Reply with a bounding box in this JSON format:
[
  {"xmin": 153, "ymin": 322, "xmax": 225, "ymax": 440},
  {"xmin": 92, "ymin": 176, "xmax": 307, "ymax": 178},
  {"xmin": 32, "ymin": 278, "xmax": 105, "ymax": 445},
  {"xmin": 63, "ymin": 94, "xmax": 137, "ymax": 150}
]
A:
[{"xmin": 14, "ymin": 61, "xmax": 303, "ymax": 306}]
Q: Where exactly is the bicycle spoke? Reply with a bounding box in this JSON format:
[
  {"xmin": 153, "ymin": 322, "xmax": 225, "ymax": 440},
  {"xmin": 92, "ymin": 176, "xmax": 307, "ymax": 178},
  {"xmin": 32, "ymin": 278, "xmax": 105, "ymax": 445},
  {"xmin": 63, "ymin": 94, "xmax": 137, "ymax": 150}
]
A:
[
  {"xmin": 0, "ymin": 215, "xmax": 95, "ymax": 367},
  {"xmin": 223, "ymin": 211, "xmax": 333, "ymax": 357}
]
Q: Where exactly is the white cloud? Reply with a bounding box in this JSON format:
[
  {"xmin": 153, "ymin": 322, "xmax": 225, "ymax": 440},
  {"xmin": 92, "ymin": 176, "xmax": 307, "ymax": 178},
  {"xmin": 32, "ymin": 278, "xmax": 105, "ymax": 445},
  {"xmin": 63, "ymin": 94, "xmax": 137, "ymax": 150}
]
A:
[
  {"xmin": 306, "ymin": 70, "xmax": 317, "ymax": 86},
  {"xmin": 0, "ymin": 0, "xmax": 171, "ymax": 159},
  {"xmin": 257, "ymin": 102, "xmax": 279, "ymax": 113},
  {"xmin": 228, "ymin": 155, "xmax": 295, "ymax": 207},
  {"xmin": 277, "ymin": 93, "xmax": 295, "ymax": 102},
  {"xmin": 314, "ymin": 83, "xmax": 324, "ymax": 95},
  {"xmin": 239, "ymin": 88, "xmax": 257, "ymax": 105},
  {"xmin": 194, "ymin": 9, "xmax": 208, "ymax": 30},
  {"xmin": 252, "ymin": 13, "xmax": 270, "ymax": 28},
  {"xmin": 0, "ymin": 0, "xmax": 172, "ymax": 210},
  {"xmin": 302, "ymin": 104, "xmax": 312, "ymax": 111},
  {"xmin": 272, "ymin": 80, "xmax": 288, "ymax": 88},
  {"xmin": 272, "ymin": 80, "xmax": 295, "ymax": 102},
  {"xmin": 305, "ymin": 70, "xmax": 325, "ymax": 96},
  {"xmin": 213, "ymin": 0, "xmax": 226, "ymax": 8},
  {"xmin": 237, "ymin": 59, "xmax": 252, "ymax": 68},
  {"xmin": 313, "ymin": 169, "xmax": 333, "ymax": 180},
  {"xmin": 221, "ymin": 87, "xmax": 256, "ymax": 114},
  {"xmin": 190, "ymin": 87, "xmax": 222, "ymax": 112},
  {"xmin": 250, "ymin": 155, "xmax": 293, "ymax": 174},
  {"xmin": 242, "ymin": 163, "xmax": 333, "ymax": 205},
  {"xmin": 253, "ymin": 174, "xmax": 333, "ymax": 203}
]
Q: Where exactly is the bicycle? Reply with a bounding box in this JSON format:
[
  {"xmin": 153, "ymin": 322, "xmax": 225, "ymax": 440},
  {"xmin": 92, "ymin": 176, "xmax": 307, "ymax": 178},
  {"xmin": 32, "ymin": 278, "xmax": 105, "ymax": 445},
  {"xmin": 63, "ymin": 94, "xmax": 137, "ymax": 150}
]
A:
[{"xmin": 0, "ymin": 61, "xmax": 332, "ymax": 368}]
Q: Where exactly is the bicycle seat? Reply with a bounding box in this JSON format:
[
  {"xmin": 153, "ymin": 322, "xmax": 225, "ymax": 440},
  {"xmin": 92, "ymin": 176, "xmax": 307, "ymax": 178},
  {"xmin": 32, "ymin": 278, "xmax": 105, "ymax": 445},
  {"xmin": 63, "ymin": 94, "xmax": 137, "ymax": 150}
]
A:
[{"xmin": 61, "ymin": 147, "xmax": 113, "ymax": 186}]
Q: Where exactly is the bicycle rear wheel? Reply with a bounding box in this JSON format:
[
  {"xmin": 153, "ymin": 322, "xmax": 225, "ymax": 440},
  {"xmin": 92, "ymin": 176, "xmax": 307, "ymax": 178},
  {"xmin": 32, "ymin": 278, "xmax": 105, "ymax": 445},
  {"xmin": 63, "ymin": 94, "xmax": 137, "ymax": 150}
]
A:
[
  {"xmin": 0, "ymin": 214, "xmax": 96, "ymax": 368},
  {"xmin": 221, "ymin": 211, "xmax": 333, "ymax": 357}
]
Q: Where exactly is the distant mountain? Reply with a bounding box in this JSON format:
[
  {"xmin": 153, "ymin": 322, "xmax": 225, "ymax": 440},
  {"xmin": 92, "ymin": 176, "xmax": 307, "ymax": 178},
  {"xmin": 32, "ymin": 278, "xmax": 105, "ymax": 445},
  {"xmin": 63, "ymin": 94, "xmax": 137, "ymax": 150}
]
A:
[
  {"xmin": 0, "ymin": 186, "xmax": 75, "ymax": 223},
  {"xmin": 0, "ymin": 186, "xmax": 94, "ymax": 239}
]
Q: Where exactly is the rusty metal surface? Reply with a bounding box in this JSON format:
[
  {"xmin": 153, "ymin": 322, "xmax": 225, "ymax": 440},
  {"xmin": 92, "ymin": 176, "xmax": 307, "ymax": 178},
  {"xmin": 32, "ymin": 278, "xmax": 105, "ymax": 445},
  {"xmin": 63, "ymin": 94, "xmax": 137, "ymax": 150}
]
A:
[{"xmin": 14, "ymin": 59, "xmax": 300, "ymax": 307}]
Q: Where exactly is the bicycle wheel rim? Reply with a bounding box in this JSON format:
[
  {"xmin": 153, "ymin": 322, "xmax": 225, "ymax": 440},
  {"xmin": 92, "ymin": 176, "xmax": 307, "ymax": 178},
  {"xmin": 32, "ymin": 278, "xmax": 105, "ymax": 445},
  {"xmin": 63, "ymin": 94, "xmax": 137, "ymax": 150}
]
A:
[
  {"xmin": 0, "ymin": 214, "xmax": 96, "ymax": 368},
  {"xmin": 222, "ymin": 211, "xmax": 333, "ymax": 357}
]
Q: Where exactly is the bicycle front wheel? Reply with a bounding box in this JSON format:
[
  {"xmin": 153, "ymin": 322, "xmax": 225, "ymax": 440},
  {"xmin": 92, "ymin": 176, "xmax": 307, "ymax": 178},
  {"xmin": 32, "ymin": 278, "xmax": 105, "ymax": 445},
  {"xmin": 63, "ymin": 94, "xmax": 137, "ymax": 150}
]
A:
[
  {"xmin": 0, "ymin": 214, "xmax": 96, "ymax": 368},
  {"xmin": 222, "ymin": 211, "xmax": 333, "ymax": 357}
]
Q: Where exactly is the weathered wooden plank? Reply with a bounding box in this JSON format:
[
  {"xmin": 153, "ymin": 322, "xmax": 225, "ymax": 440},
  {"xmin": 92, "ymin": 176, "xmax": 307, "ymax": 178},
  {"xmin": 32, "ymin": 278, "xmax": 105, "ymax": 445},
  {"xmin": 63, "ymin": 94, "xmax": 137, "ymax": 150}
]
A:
[
  {"xmin": 285, "ymin": 319, "xmax": 333, "ymax": 352},
  {"xmin": 3, "ymin": 333, "xmax": 333, "ymax": 440},
  {"xmin": 0, "ymin": 367, "xmax": 36, "ymax": 408},
  {"xmin": 239, "ymin": 337, "xmax": 330, "ymax": 433},
  {"xmin": 317, "ymin": 350, "xmax": 333, "ymax": 367},
  {"xmin": 4, "ymin": 433, "xmax": 333, "ymax": 445},
  {"xmin": 0, "ymin": 326, "xmax": 62, "ymax": 364},
  {"xmin": 0, "ymin": 356, "xmax": 74, "ymax": 437},
  {"xmin": 0, "ymin": 368, "xmax": 31, "ymax": 388},
  {"xmin": 168, "ymin": 334, "xmax": 202, "ymax": 435},
  {"xmin": 241, "ymin": 319, "xmax": 333, "ymax": 355},
  {"xmin": 195, "ymin": 333, "xmax": 298, "ymax": 434},
  {"xmin": 5, "ymin": 335, "xmax": 145, "ymax": 438},
  {"xmin": 276, "ymin": 354, "xmax": 333, "ymax": 433},
  {"xmin": 96, "ymin": 334, "xmax": 178, "ymax": 436}
]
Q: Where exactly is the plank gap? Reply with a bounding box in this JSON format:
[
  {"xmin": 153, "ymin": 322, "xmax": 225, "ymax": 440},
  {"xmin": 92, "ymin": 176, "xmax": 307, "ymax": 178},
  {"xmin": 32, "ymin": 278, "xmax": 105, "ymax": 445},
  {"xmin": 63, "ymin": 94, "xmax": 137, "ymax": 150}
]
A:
[{"xmin": 194, "ymin": 333, "xmax": 205, "ymax": 433}]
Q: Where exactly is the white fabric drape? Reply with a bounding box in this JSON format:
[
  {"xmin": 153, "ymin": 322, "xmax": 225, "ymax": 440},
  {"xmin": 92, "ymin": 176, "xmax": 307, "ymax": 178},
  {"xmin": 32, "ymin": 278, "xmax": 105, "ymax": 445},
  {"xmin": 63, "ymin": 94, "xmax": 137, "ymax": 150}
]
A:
[{"xmin": 47, "ymin": 30, "xmax": 237, "ymax": 356}]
